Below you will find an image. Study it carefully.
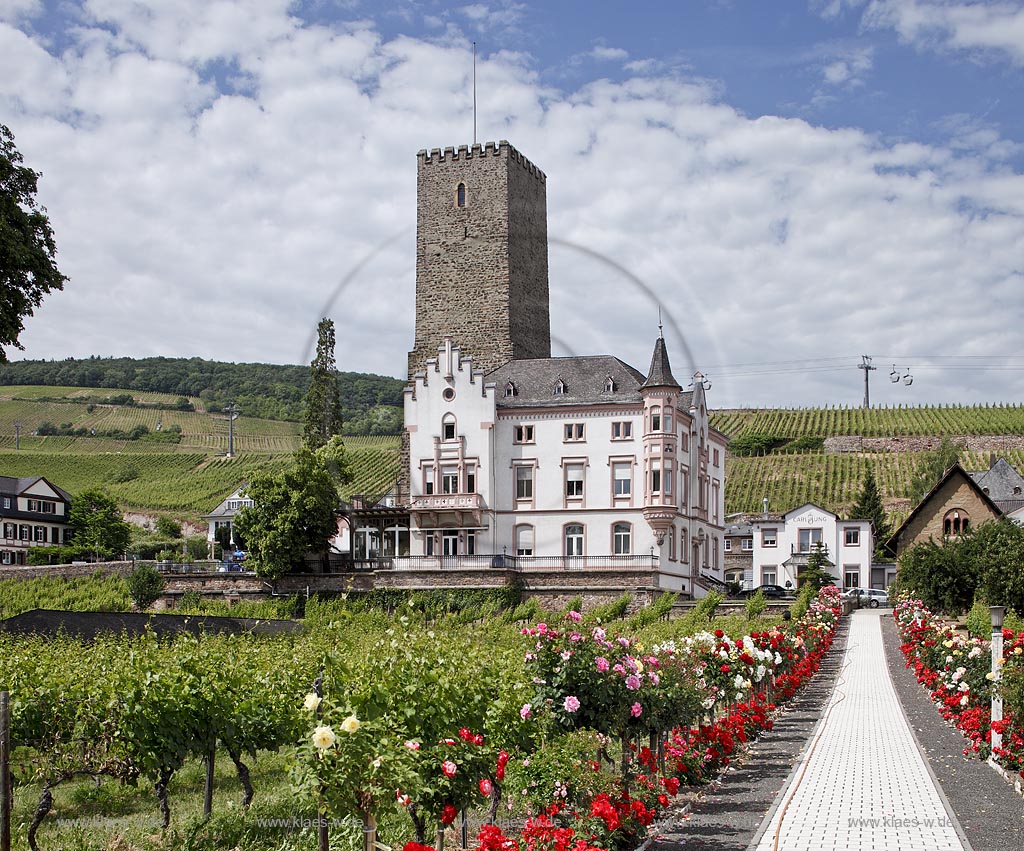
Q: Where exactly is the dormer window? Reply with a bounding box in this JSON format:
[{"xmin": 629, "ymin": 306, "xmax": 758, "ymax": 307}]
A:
[
  {"xmin": 456, "ymin": 182, "xmax": 466, "ymax": 207},
  {"xmin": 553, "ymin": 379, "xmax": 565, "ymax": 396},
  {"xmin": 604, "ymin": 376, "xmax": 616, "ymax": 393},
  {"xmin": 505, "ymin": 381, "xmax": 517, "ymax": 398}
]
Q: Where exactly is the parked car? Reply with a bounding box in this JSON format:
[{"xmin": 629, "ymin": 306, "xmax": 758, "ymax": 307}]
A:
[
  {"xmin": 742, "ymin": 584, "xmax": 790, "ymax": 599},
  {"xmin": 844, "ymin": 587, "xmax": 889, "ymax": 608}
]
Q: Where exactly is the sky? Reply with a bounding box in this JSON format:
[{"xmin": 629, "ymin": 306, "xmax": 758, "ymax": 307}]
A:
[{"xmin": 1, "ymin": 0, "xmax": 1022, "ymax": 409}]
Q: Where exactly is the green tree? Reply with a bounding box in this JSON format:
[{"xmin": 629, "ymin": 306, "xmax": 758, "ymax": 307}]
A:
[
  {"xmin": 154, "ymin": 516, "xmax": 182, "ymax": 539},
  {"xmin": 302, "ymin": 318, "xmax": 344, "ymax": 450},
  {"xmin": 233, "ymin": 443, "xmax": 347, "ymax": 579},
  {"xmin": 69, "ymin": 489, "xmax": 132, "ymax": 560},
  {"xmin": 798, "ymin": 541, "xmax": 837, "ymax": 591},
  {"xmin": 974, "ymin": 519, "xmax": 1024, "ymax": 614},
  {"xmin": 896, "ymin": 535, "xmax": 977, "ymax": 614},
  {"xmin": 850, "ymin": 465, "xmax": 891, "ymax": 557},
  {"xmin": 126, "ymin": 562, "xmax": 165, "ymax": 610},
  {"xmin": 0, "ymin": 124, "xmax": 68, "ymax": 361},
  {"xmin": 907, "ymin": 435, "xmax": 962, "ymax": 504}
]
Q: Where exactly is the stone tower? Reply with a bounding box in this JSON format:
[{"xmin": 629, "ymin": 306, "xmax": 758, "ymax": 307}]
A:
[{"xmin": 407, "ymin": 140, "xmax": 551, "ymax": 377}]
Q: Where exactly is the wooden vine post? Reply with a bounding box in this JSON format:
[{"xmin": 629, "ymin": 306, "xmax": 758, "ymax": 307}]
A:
[{"xmin": 1, "ymin": 690, "xmax": 10, "ymax": 851}]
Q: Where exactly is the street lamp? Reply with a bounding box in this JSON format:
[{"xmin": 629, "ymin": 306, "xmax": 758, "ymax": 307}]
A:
[{"xmin": 990, "ymin": 605, "xmax": 1006, "ymax": 755}]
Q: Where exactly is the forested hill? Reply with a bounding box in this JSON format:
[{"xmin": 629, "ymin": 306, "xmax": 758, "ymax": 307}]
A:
[{"xmin": 0, "ymin": 357, "xmax": 406, "ymax": 429}]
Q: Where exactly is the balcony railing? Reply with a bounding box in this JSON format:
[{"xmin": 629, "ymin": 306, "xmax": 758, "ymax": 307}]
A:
[
  {"xmin": 410, "ymin": 493, "xmax": 484, "ymax": 511},
  {"xmin": 339, "ymin": 554, "xmax": 659, "ymax": 572}
]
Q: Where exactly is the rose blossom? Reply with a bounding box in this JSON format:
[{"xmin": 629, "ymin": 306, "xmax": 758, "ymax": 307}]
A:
[
  {"xmin": 564, "ymin": 695, "xmax": 581, "ymax": 713},
  {"xmin": 625, "ymin": 674, "xmax": 641, "ymax": 690},
  {"xmin": 442, "ymin": 760, "xmax": 457, "ymax": 777},
  {"xmin": 312, "ymin": 725, "xmax": 337, "ymax": 750},
  {"xmin": 595, "ymin": 656, "xmax": 609, "ymax": 672},
  {"xmin": 520, "ymin": 703, "xmax": 532, "ymax": 719},
  {"xmin": 479, "ymin": 778, "xmax": 493, "ymax": 796},
  {"xmin": 630, "ymin": 702, "xmax": 642, "ymax": 718},
  {"xmin": 303, "ymin": 693, "xmax": 321, "ymax": 712},
  {"xmin": 340, "ymin": 715, "xmax": 360, "ymax": 734},
  {"xmin": 405, "ymin": 740, "xmax": 420, "ymax": 750}
]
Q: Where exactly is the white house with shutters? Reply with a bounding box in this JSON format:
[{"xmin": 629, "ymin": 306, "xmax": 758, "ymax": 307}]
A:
[
  {"xmin": 0, "ymin": 476, "xmax": 73, "ymax": 565},
  {"xmin": 403, "ymin": 336, "xmax": 730, "ymax": 597},
  {"xmin": 749, "ymin": 503, "xmax": 873, "ymax": 591}
]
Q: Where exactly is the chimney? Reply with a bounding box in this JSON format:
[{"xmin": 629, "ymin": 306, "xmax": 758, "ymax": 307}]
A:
[{"xmin": 762, "ymin": 496, "xmax": 769, "ymax": 520}]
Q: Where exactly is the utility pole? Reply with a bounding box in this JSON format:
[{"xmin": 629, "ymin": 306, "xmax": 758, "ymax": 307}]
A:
[
  {"xmin": 224, "ymin": 404, "xmax": 239, "ymax": 458},
  {"xmin": 858, "ymin": 355, "xmax": 876, "ymax": 409}
]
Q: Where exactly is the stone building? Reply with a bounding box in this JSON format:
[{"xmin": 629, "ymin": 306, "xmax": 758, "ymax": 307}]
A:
[
  {"xmin": 886, "ymin": 458, "xmax": 1024, "ymax": 556},
  {"xmin": 402, "ymin": 141, "xmax": 728, "ymax": 597}
]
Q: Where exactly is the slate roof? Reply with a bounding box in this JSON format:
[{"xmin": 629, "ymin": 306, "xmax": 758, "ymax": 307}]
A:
[
  {"xmin": 488, "ymin": 345, "xmax": 696, "ymax": 410},
  {"xmin": 489, "ymin": 356, "xmax": 647, "ymax": 408},
  {"xmin": 641, "ymin": 336, "xmax": 681, "ymax": 389},
  {"xmin": 968, "ymin": 458, "xmax": 1024, "ymax": 509},
  {"xmin": 0, "ymin": 476, "xmax": 71, "ymax": 502},
  {"xmin": 724, "ymin": 520, "xmax": 753, "ymax": 537}
]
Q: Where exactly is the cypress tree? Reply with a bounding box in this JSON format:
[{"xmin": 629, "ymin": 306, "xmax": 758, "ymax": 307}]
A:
[
  {"xmin": 303, "ymin": 318, "xmax": 344, "ymax": 450},
  {"xmin": 851, "ymin": 464, "xmax": 892, "ymax": 557}
]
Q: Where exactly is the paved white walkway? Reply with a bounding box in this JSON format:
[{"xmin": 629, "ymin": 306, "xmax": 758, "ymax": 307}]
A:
[{"xmin": 751, "ymin": 609, "xmax": 968, "ymax": 851}]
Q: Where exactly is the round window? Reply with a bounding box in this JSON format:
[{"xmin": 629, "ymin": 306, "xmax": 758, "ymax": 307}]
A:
[{"xmin": 443, "ymin": 387, "xmax": 456, "ymax": 402}]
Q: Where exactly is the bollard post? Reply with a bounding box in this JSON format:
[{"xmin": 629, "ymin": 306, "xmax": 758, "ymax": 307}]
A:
[{"xmin": 991, "ymin": 606, "xmax": 1006, "ymax": 754}]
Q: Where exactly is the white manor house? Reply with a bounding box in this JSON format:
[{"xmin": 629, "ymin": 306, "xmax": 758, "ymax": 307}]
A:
[{"xmin": 378, "ymin": 140, "xmax": 729, "ymax": 598}]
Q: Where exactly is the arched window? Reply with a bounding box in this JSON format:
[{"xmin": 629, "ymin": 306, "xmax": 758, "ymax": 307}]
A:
[
  {"xmin": 650, "ymin": 406, "xmax": 661, "ymax": 432},
  {"xmin": 565, "ymin": 524, "xmax": 584, "ymax": 557},
  {"xmin": 613, "ymin": 523, "xmax": 632, "ymax": 555},
  {"xmin": 943, "ymin": 509, "xmax": 970, "ymax": 536},
  {"xmin": 456, "ymin": 182, "xmax": 466, "ymax": 207},
  {"xmin": 680, "ymin": 528, "xmax": 688, "ymax": 562},
  {"xmin": 442, "ymin": 414, "xmax": 456, "ymax": 441}
]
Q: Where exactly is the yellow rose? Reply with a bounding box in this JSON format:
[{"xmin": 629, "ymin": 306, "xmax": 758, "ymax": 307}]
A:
[{"xmin": 341, "ymin": 714, "xmax": 360, "ymax": 734}]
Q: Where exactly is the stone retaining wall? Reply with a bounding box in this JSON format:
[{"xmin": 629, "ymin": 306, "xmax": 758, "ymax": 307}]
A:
[{"xmin": 824, "ymin": 435, "xmax": 1024, "ymax": 454}]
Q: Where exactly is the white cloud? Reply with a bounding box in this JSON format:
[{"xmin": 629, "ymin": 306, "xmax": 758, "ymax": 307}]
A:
[
  {"xmin": 0, "ymin": 0, "xmax": 41, "ymax": 22},
  {"xmin": 820, "ymin": 45, "xmax": 873, "ymax": 85},
  {"xmin": 590, "ymin": 45, "xmax": 629, "ymax": 62},
  {"xmin": 1, "ymin": 8, "xmax": 1022, "ymax": 407},
  {"xmin": 863, "ymin": 0, "xmax": 1024, "ymax": 65}
]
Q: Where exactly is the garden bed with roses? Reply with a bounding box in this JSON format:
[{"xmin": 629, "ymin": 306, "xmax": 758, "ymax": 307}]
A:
[
  {"xmin": 300, "ymin": 586, "xmax": 843, "ymax": 851},
  {"xmin": 894, "ymin": 599, "xmax": 1024, "ymax": 776}
]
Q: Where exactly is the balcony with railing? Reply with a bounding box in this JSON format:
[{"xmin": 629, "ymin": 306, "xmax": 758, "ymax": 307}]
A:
[
  {"xmin": 338, "ymin": 553, "xmax": 659, "ymax": 572},
  {"xmin": 410, "ymin": 493, "xmax": 485, "ymax": 511}
]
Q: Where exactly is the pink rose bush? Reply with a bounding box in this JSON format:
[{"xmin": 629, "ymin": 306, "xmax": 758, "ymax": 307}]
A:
[{"xmin": 298, "ymin": 588, "xmax": 842, "ymax": 851}]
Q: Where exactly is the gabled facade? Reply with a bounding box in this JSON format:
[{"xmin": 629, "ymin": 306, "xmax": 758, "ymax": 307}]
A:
[
  {"xmin": 750, "ymin": 503, "xmax": 872, "ymax": 591},
  {"xmin": 0, "ymin": 476, "xmax": 73, "ymax": 565},
  {"xmin": 203, "ymin": 485, "xmax": 253, "ymax": 549},
  {"xmin": 887, "ymin": 462, "xmax": 1005, "ymax": 556},
  {"xmin": 404, "ymin": 337, "xmax": 729, "ymax": 596}
]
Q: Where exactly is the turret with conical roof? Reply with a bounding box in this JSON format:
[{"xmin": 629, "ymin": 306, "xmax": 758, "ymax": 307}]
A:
[
  {"xmin": 641, "ymin": 334, "xmax": 681, "ymax": 389},
  {"xmin": 640, "ymin": 333, "xmax": 681, "ymax": 544}
]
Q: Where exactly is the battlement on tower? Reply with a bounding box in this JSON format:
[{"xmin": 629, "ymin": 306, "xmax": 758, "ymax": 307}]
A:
[{"xmin": 417, "ymin": 141, "xmax": 546, "ymax": 182}]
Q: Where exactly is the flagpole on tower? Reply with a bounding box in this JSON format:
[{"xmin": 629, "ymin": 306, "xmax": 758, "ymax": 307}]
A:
[{"xmin": 472, "ymin": 42, "xmax": 477, "ymax": 145}]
